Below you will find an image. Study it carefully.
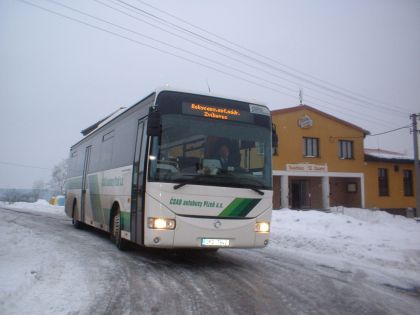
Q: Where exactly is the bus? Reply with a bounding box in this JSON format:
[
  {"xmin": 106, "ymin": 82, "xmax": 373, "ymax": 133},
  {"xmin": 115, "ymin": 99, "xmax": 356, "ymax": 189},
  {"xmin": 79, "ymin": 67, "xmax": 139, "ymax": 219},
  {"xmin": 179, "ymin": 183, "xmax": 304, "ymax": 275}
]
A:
[{"xmin": 65, "ymin": 88, "xmax": 274, "ymax": 250}]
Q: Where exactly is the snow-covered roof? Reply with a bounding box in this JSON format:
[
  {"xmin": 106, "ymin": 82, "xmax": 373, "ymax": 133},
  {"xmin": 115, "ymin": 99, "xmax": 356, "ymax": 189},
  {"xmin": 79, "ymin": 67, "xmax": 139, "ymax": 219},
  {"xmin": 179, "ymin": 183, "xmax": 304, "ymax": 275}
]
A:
[{"xmin": 364, "ymin": 148, "xmax": 413, "ymax": 162}]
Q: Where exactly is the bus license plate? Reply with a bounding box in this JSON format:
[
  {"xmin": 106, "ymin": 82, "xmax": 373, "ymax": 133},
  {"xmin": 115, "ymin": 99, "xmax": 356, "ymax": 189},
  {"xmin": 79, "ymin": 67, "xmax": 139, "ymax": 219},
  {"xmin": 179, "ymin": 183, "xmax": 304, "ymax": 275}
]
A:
[{"xmin": 201, "ymin": 238, "xmax": 230, "ymax": 247}]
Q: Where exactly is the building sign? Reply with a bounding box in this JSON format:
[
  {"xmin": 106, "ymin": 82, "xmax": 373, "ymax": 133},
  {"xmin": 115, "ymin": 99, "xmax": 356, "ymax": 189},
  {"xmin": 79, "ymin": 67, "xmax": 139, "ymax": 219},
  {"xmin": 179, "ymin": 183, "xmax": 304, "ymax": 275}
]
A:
[
  {"xmin": 298, "ymin": 115, "xmax": 313, "ymax": 129},
  {"xmin": 286, "ymin": 163, "xmax": 328, "ymax": 172}
]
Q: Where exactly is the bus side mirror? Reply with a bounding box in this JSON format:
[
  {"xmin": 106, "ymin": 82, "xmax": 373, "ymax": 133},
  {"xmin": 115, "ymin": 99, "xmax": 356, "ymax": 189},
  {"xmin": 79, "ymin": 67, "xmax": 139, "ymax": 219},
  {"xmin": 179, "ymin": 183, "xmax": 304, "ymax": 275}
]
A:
[{"xmin": 147, "ymin": 110, "xmax": 161, "ymax": 136}]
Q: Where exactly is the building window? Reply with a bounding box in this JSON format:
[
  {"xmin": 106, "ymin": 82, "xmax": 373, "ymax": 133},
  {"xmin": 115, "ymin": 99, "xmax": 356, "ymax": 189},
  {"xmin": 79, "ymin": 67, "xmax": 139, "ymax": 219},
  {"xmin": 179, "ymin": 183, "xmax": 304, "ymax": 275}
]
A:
[
  {"xmin": 303, "ymin": 137, "xmax": 319, "ymax": 157},
  {"xmin": 339, "ymin": 140, "xmax": 353, "ymax": 159},
  {"xmin": 378, "ymin": 168, "xmax": 389, "ymax": 196},
  {"xmin": 403, "ymin": 170, "xmax": 413, "ymax": 196}
]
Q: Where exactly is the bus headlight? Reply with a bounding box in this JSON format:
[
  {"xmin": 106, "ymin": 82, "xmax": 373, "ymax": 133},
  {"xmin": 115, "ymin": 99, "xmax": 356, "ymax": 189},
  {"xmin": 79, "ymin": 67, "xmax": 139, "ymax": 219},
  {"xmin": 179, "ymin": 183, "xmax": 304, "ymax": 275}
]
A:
[
  {"xmin": 148, "ymin": 217, "xmax": 176, "ymax": 230},
  {"xmin": 255, "ymin": 221, "xmax": 270, "ymax": 233}
]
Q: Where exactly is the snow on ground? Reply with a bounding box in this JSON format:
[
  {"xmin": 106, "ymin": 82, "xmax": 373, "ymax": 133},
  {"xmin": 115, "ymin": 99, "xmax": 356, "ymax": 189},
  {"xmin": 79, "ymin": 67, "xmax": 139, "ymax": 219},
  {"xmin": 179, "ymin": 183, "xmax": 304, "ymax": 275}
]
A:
[
  {"xmin": 0, "ymin": 200, "xmax": 89, "ymax": 314},
  {"xmin": 269, "ymin": 207, "xmax": 420, "ymax": 289},
  {"xmin": 1, "ymin": 200, "xmax": 420, "ymax": 300},
  {"xmin": 0, "ymin": 199, "xmax": 64, "ymax": 215}
]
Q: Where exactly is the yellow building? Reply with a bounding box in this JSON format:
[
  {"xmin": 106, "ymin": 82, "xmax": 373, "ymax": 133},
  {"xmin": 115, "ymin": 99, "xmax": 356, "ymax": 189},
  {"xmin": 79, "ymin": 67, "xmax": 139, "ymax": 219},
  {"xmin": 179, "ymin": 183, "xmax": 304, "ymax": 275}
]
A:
[
  {"xmin": 271, "ymin": 104, "xmax": 416, "ymax": 214},
  {"xmin": 364, "ymin": 149, "xmax": 416, "ymax": 214}
]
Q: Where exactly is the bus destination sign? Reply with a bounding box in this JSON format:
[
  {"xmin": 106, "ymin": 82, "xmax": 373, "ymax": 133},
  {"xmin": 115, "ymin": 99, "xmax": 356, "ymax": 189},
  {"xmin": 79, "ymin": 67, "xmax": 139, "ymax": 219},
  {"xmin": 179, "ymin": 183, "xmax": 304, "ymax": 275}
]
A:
[{"xmin": 182, "ymin": 102, "xmax": 252, "ymax": 122}]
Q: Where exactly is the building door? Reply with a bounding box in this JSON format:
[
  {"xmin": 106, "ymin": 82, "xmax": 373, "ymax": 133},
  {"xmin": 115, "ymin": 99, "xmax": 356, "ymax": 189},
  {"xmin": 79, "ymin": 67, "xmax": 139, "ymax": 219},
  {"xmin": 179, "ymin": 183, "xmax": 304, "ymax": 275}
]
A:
[{"xmin": 291, "ymin": 180, "xmax": 309, "ymax": 209}]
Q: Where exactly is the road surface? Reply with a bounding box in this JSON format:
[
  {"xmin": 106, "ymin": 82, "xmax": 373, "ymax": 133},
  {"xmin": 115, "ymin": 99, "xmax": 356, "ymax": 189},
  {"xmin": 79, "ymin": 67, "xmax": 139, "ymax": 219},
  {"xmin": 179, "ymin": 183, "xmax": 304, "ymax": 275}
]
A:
[{"xmin": 0, "ymin": 206, "xmax": 419, "ymax": 315}]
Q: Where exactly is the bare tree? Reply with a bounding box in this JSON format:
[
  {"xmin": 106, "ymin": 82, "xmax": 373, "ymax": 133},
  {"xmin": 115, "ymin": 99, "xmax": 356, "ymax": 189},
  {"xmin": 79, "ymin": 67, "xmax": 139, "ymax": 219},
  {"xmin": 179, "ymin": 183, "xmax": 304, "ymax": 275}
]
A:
[
  {"xmin": 32, "ymin": 179, "xmax": 45, "ymax": 201},
  {"xmin": 49, "ymin": 159, "xmax": 68, "ymax": 194},
  {"xmin": 2, "ymin": 189, "xmax": 18, "ymax": 203}
]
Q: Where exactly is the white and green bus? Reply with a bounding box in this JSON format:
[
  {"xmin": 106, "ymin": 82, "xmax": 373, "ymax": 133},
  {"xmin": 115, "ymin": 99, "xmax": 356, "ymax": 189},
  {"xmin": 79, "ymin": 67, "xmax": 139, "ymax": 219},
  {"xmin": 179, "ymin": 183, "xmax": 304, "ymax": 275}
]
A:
[{"xmin": 65, "ymin": 88, "xmax": 273, "ymax": 250}]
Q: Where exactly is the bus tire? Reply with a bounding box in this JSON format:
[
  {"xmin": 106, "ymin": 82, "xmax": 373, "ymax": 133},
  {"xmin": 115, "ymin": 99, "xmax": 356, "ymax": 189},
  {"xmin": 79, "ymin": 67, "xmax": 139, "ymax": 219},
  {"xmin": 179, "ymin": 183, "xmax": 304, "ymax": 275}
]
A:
[
  {"xmin": 72, "ymin": 201, "xmax": 83, "ymax": 229},
  {"xmin": 111, "ymin": 208, "xmax": 127, "ymax": 250}
]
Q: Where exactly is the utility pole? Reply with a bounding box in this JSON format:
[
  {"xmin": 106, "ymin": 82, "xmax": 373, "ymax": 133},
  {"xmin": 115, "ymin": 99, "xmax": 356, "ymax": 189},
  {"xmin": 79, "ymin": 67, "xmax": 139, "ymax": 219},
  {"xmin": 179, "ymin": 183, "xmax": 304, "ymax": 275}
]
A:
[{"xmin": 411, "ymin": 113, "xmax": 420, "ymax": 217}]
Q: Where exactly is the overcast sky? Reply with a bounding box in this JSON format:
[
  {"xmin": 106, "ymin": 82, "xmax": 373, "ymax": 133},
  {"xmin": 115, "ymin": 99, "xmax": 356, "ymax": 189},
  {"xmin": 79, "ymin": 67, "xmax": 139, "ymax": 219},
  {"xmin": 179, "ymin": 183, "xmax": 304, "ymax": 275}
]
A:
[{"xmin": 1, "ymin": 0, "xmax": 419, "ymax": 189}]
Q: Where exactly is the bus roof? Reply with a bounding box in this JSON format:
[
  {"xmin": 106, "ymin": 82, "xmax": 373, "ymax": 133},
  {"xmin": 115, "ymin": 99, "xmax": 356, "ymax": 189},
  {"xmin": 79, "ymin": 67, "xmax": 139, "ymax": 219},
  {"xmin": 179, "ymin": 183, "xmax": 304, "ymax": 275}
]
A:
[
  {"xmin": 72, "ymin": 88, "xmax": 268, "ymax": 150},
  {"xmin": 155, "ymin": 86, "xmax": 267, "ymax": 108}
]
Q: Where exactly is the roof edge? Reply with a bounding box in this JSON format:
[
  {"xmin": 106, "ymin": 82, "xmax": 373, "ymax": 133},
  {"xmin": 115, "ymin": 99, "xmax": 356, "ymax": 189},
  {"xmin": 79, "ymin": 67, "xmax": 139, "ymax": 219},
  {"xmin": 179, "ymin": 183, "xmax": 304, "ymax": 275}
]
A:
[{"xmin": 271, "ymin": 104, "xmax": 370, "ymax": 135}]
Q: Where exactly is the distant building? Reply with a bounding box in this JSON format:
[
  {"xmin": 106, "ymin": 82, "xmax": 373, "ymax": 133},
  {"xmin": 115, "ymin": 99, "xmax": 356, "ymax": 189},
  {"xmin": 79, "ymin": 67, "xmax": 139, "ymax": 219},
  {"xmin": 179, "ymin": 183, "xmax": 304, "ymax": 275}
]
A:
[
  {"xmin": 271, "ymin": 104, "xmax": 416, "ymax": 216},
  {"xmin": 364, "ymin": 149, "xmax": 415, "ymax": 215}
]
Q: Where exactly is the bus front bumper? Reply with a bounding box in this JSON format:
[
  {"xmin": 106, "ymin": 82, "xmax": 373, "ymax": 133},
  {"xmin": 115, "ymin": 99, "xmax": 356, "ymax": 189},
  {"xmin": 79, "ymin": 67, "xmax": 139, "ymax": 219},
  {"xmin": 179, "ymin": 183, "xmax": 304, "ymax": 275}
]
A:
[{"xmin": 144, "ymin": 213, "xmax": 271, "ymax": 249}]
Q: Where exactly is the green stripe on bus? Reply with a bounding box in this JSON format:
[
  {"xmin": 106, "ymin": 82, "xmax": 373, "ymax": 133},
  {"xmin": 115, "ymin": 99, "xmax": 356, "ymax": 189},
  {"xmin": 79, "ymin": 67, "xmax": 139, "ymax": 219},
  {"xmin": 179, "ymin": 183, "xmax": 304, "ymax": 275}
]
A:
[
  {"xmin": 218, "ymin": 198, "xmax": 244, "ymax": 217},
  {"xmin": 88, "ymin": 175, "xmax": 103, "ymax": 223},
  {"xmin": 218, "ymin": 198, "xmax": 261, "ymax": 217},
  {"xmin": 65, "ymin": 177, "xmax": 82, "ymax": 190},
  {"xmin": 120, "ymin": 212, "xmax": 131, "ymax": 232},
  {"xmin": 102, "ymin": 208, "xmax": 111, "ymax": 227},
  {"xmin": 228, "ymin": 198, "xmax": 253, "ymax": 217},
  {"xmin": 238, "ymin": 198, "xmax": 261, "ymax": 217}
]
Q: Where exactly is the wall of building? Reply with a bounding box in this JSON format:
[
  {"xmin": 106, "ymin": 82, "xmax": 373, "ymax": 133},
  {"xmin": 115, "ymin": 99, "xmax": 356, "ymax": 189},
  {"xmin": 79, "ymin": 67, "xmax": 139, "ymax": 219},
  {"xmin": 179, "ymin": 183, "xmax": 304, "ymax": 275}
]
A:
[
  {"xmin": 364, "ymin": 160, "xmax": 416, "ymax": 210},
  {"xmin": 330, "ymin": 177, "xmax": 361, "ymax": 208},
  {"xmin": 272, "ymin": 106, "xmax": 365, "ymax": 173},
  {"xmin": 271, "ymin": 105, "xmax": 416, "ymax": 212}
]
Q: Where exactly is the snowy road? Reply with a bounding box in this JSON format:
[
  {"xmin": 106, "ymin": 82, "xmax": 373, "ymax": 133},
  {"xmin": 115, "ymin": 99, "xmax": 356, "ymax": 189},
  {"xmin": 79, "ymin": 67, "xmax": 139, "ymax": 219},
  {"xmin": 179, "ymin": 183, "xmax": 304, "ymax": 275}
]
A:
[{"xmin": 1, "ymin": 205, "xmax": 420, "ymax": 315}]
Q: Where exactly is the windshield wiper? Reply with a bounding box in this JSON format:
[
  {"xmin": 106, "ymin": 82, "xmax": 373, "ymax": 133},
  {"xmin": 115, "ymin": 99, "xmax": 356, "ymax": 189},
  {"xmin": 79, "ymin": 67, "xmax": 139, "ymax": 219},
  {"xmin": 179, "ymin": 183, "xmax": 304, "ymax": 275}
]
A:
[
  {"xmin": 251, "ymin": 187, "xmax": 265, "ymax": 195},
  {"xmin": 173, "ymin": 174, "xmax": 207, "ymax": 190},
  {"xmin": 173, "ymin": 182, "xmax": 187, "ymax": 190},
  {"xmin": 173, "ymin": 175, "xmax": 265, "ymax": 195},
  {"xmin": 175, "ymin": 182, "xmax": 265, "ymax": 195}
]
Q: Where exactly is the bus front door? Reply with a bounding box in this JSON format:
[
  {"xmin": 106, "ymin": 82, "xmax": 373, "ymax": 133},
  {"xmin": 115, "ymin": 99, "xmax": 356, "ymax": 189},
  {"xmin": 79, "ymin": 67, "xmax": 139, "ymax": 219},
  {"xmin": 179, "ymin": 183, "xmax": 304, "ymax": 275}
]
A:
[
  {"xmin": 80, "ymin": 145, "xmax": 92, "ymax": 223},
  {"xmin": 131, "ymin": 119, "xmax": 147, "ymax": 244}
]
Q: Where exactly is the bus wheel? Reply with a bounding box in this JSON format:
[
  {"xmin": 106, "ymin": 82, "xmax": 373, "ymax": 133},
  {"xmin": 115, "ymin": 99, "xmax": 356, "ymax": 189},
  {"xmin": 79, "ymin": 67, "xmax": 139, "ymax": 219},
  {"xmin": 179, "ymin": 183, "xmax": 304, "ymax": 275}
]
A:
[
  {"xmin": 112, "ymin": 210, "xmax": 127, "ymax": 250},
  {"xmin": 72, "ymin": 202, "xmax": 83, "ymax": 229}
]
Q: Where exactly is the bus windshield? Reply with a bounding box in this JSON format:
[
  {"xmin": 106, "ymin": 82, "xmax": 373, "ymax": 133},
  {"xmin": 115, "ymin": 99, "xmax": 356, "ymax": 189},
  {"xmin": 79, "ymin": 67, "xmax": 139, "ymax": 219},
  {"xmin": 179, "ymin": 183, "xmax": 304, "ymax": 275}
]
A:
[{"xmin": 149, "ymin": 114, "xmax": 272, "ymax": 190}]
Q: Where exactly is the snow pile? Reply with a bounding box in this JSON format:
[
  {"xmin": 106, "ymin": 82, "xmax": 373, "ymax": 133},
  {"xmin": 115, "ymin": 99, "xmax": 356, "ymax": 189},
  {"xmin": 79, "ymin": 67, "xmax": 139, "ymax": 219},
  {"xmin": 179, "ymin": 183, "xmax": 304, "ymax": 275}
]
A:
[
  {"xmin": 270, "ymin": 207, "xmax": 420, "ymax": 288},
  {"xmin": 0, "ymin": 199, "xmax": 64, "ymax": 215}
]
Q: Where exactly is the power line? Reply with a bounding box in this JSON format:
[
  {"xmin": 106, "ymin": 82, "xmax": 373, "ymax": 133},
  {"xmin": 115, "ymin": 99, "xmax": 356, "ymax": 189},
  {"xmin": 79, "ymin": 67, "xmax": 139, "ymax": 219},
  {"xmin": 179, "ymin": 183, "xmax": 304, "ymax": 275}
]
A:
[
  {"xmin": 18, "ymin": 0, "xmax": 403, "ymax": 129},
  {"xmin": 97, "ymin": 0, "xmax": 406, "ymax": 121},
  {"xmin": 89, "ymin": 0, "xmax": 402, "ymax": 127},
  {"xmin": 43, "ymin": 0, "xmax": 302, "ymax": 97},
  {"xmin": 0, "ymin": 161, "xmax": 51, "ymax": 171},
  {"xmin": 329, "ymin": 124, "xmax": 411, "ymax": 139},
  {"xmin": 16, "ymin": 0, "xmax": 298, "ymax": 99},
  {"xmin": 123, "ymin": 0, "xmax": 408, "ymax": 116},
  {"xmin": 133, "ymin": 0, "xmax": 404, "ymax": 114},
  {"xmin": 368, "ymin": 124, "xmax": 411, "ymax": 137}
]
